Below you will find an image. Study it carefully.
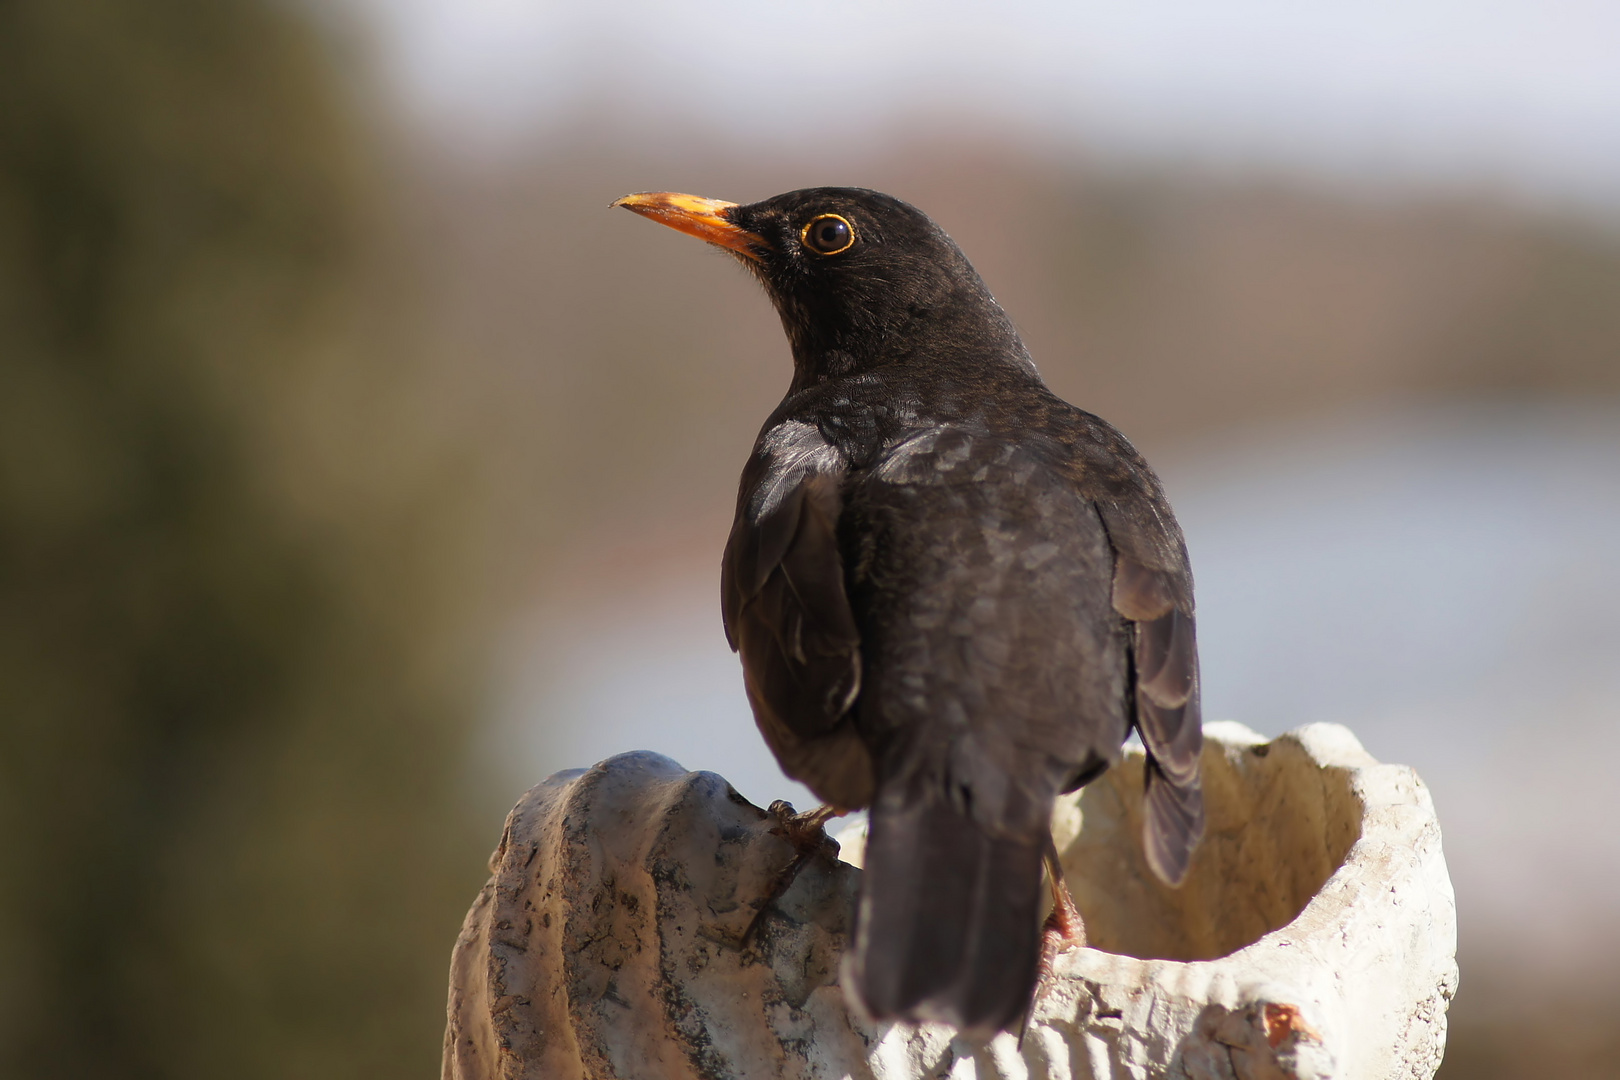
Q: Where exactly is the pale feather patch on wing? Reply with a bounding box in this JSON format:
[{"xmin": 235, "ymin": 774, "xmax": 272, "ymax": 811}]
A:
[
  {"xmin": 751, "ymin": 420, "xmax": 844, "ymax": 519},
  {"xmin": 724, "ymin": 421, "xmax": 844, "ymax": 641},
  {"xmin": 1111, "ymin": 556, "xmax": 1175, "ymax": 621},
  {"xmin": 722, "ymin": 428, "xmax": 861, "ymax": 743}
]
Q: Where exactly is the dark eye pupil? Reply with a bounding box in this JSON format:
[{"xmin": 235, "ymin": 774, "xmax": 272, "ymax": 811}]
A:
[{"xmin": 809, "ymin": 217, "xmax": 850, "ymax": 252}]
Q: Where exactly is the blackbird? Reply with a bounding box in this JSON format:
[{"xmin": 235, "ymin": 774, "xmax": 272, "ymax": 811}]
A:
[{"xmin": 614, "ymin": 188, "xmax": 1204, "ymax": 1035}]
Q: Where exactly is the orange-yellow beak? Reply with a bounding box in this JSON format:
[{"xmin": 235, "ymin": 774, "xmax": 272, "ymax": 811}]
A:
[{"xmin": 612, "ymin": 192, "xmax": 767, "ymax": 262}]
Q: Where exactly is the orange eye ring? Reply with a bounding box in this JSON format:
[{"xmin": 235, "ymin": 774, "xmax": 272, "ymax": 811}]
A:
[{"xmin": 801, "ymin": 214, "xmax": 856, "ymax": 255}]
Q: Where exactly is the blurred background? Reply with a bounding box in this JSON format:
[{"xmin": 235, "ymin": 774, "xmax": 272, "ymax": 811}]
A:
[{"xmin": 2, "ymin": 1, "xmax": 1616, "ymax": 1076}]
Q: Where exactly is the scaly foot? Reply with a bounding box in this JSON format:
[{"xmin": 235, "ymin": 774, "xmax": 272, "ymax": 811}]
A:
[
  {"xmin": 743, "ymin": 802, "xmax": 847, "ymax": 946},
  {"xmin": 1023, "ymin": 847, "xmax": 1088, "ymax": 1041}
]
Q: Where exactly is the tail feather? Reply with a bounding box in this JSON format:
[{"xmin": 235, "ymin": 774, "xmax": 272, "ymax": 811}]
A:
[{"xmin": 849, "ymin": 795, "xmax": 1045, "ymax": 1034}]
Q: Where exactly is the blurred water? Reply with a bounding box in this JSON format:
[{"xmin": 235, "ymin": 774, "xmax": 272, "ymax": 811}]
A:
[
  {"xmin": 1171, "ymin": 402, "xmax": 1620, "ymax": 968},
  {"xmin": 492, "ymin": 401, "xmax": 1620, "ymax": 969}
]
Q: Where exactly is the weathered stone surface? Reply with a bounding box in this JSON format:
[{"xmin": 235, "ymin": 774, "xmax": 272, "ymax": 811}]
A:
[{"xmin": 444, "ymin": 724, "xmax": 1457, "ymax": 1080}]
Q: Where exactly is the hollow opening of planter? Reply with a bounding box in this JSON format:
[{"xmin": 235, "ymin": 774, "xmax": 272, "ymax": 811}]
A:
[{"xmin": 1054, "ymin": 729, "xmax": 1362, "ymax": 963}]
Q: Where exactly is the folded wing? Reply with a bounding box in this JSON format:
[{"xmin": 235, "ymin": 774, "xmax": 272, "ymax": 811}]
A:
[
  {"xmin": 1103, "ymin": 514, "xmax": 1206, "ymax": 886},
  {"xmin": 721, "ymin": 421, "xmax": 869, "ymax": 808}
]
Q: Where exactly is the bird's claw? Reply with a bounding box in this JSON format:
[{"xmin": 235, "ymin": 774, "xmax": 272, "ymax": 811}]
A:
[
  {"xmin": 767, "ymin": 800, "xmax": 841, "ymax": 855},
  {"xmin": 744, "ymin": 802, "xmax": 845, "ymax": 948}
]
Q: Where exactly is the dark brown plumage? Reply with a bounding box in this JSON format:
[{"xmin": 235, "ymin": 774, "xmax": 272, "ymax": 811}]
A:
[{"xmin": 615, "ymin": 187, "xmax": 1205, "ymax": 1035}]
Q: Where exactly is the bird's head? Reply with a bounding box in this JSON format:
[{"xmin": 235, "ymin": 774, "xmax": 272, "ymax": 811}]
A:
[{"xmin": 614, "ymin": 187, "xmax": 1028, "ymax": 384}]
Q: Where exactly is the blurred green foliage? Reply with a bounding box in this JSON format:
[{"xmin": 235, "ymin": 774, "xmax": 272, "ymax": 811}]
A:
[{"xmin": 0, "ymin": 2, "xmax": 485, "ymax": 1077}]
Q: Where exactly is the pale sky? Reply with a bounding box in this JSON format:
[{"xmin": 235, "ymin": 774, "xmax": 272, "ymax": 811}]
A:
[{"xmin": 348, "ymin": 0, "xmax": 1620, "ymax": 204}]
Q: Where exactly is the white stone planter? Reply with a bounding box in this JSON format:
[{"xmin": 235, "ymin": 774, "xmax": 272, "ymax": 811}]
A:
[{"xmin": 443, "ymin": 723, "xmax": 1456, "ymax": 1080}]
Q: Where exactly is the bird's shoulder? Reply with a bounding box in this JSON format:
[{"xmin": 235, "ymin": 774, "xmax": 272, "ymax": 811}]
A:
[
  {"xmin": 1012, "ymin": 393, "xmax": 1196, "ymax": 614},
  {"xmin": 735, "ymin": 416, "xmax": 848, "ymax": 523},
  {"xmin": 742, "ymin": 378, "xmax": 1193, "ymax": 608}
]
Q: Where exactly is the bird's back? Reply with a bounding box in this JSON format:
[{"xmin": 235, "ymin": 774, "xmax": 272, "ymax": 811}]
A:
[
  {"xmin": 845, "ymin": 423, "xmax": 1131, "ymax": 820},
  {"xmin": 837, "ymin": 419, "xmax": 1134, "ymax": 1031}
]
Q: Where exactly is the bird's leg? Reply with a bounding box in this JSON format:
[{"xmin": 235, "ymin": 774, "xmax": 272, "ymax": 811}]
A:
[
  {"xmin": 1023, "ymin": 843, "xmax": 1088, "ymax": 1039},
  {"xmin": 742, "ymin": 801, "xmax": 847, "ymax": 947},
  {"xmin": 1040, "ymin": 847, "xmax": 1088, "ymax": 953}
]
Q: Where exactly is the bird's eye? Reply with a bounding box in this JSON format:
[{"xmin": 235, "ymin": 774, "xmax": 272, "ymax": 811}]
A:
[{"xmin": 801, "ymin": 214, "xmax": 855, "ymax": 255}]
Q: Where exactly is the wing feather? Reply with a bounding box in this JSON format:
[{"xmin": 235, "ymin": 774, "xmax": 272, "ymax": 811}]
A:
[
  {"xmin": 721, "ymin": 422, "xmax": 866, "ymax": 804},
  {"xmin": 1108, "ymin": 541, "xmax": 1206, "ymax": 886}
]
